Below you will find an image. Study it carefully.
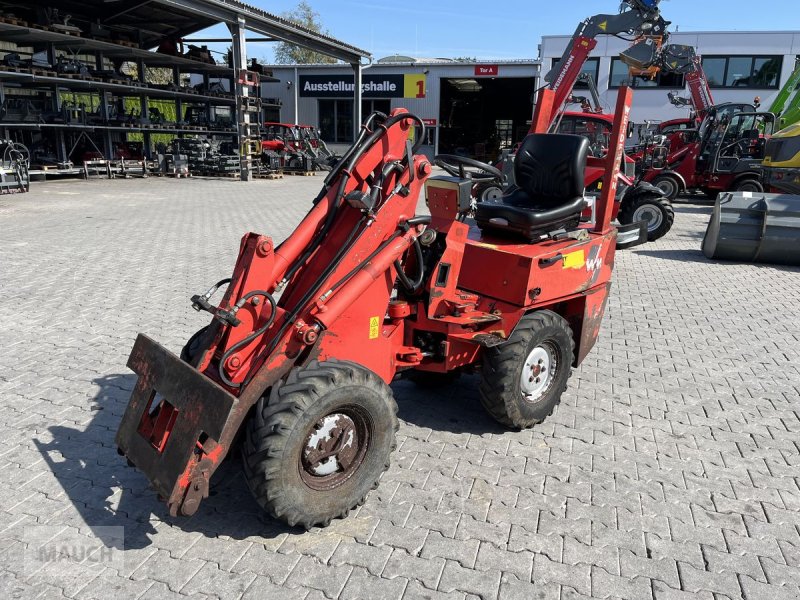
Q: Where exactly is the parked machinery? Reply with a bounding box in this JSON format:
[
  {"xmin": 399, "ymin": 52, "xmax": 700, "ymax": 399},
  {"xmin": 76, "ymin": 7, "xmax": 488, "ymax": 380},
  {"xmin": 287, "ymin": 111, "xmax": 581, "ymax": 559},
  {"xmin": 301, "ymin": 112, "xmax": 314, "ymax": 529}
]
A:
[
  {"xmin": 636, "ymin": 44, "xmax": 778, "ymax": 199},
  {"xmin": 0, "ymin": 139, "xmax": 30, "ymax": 193},
  {"xmin": 767, "ymin": 58, "xmax": 800, "ymax": 129},
  {"xmin": 261, "ymin": 122, "xmax": 340, "ymax": 172},
  {"xmin": 297, "ymin": 125, "xmax": 341, "ymax": 170},
  {"xmin": 762, "ymin": 123, "xmax": 800, "ymax": 194},
  {"xmin": 761, "ymin": 61, "xmax": 800, "ymax": 194},
  {"xmin": 477, "ymin": 0, "xmax": 675, "ymax": 242},
  {"xmin": 642, "ymin": 102, "xmax": 773, "ymax": 198},
  {"xmin": 172, "ymin": 137, "xmax": 239, "ymax": 176}
]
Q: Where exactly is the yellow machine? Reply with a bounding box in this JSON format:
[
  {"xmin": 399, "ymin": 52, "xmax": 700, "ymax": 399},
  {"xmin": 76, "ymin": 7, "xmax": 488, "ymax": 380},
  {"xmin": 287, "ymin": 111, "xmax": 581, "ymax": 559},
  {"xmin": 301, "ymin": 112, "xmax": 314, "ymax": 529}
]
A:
[{"xmin": 762, "ymin": 123, "xmax": 800, "ymax": 194}]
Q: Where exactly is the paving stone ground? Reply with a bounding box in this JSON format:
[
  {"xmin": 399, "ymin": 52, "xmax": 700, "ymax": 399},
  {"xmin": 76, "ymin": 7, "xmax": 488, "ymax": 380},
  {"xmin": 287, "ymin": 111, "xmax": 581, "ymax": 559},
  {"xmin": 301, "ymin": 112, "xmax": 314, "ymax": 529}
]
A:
[{"xmin": 1, "ymin": 175, "xmax": 799, "ymax": 600}]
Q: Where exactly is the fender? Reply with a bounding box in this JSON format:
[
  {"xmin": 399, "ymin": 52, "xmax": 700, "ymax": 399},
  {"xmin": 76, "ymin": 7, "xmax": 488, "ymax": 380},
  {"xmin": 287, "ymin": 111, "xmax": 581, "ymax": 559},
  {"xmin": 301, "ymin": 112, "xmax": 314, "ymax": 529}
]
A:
[
  {"xmin": 733, "ymin": 171, "xmax": 762, "ymax": 183},
  {"xmin": 623, "ymin": 180, "xmax": 669, "ymax": 201}
]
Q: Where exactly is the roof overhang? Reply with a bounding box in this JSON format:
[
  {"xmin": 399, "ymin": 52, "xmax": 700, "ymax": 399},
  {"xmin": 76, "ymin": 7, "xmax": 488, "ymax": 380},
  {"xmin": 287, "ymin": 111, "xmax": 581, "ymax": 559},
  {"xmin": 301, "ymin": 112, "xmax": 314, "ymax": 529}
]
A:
[{"xmin": 153, "ymin": 0, "xmax": 371, "ymax": 64}]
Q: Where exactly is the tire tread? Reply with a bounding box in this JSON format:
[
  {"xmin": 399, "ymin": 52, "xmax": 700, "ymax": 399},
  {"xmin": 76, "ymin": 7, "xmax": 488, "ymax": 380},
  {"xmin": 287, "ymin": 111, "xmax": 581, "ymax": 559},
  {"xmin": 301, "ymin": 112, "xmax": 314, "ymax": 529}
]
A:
[{"xmin": 242, "ymin": 358, "xmax": 398, "ymax": 530}]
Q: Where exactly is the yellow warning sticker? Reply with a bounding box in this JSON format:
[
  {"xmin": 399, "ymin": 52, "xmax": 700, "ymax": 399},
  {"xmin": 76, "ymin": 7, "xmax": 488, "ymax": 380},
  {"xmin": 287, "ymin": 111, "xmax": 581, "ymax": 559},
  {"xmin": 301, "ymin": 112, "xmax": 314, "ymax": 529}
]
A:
[
  {"xmin": 562, "ymin": 250, "xmax": 586, "ymax": 269},
  {"xmin": 369, "ymin": 316, "xmax": 380, "ymax": 339},
  {"xmin": 598, "ymin": 20, "xmax": 608, "ymax": 31}
]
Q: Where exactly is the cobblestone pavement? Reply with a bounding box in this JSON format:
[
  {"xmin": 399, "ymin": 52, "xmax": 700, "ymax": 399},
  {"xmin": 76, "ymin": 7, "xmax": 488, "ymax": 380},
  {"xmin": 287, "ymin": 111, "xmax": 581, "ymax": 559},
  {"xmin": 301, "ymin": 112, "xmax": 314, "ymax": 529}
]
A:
[{"xmin": 1, "ymin": 175, "xmax": 800, "ymax": 600}]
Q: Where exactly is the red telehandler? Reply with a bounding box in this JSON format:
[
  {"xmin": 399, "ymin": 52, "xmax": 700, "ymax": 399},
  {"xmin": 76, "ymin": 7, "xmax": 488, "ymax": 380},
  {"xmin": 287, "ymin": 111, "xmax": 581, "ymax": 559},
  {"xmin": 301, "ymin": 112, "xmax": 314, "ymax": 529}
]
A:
[
  {"xmin": 116, "ymin": 84, "xmax": 641, "ymax": 528},
  {"xmin": 636, "ymin": 45, "xmax": 774, "ymax": 198}
]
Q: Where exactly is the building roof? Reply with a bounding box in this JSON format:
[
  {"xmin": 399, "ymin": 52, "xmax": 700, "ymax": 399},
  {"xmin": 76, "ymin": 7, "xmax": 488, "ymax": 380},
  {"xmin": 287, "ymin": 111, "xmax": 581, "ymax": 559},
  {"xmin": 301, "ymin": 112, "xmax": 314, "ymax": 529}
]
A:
[
  {"xmin": 0, "ymin": 0, "xmax": 369, "ymax": 62},
  {"xmin": 266, "ymin": 57, "xmax": 541, "ymax": 69}
]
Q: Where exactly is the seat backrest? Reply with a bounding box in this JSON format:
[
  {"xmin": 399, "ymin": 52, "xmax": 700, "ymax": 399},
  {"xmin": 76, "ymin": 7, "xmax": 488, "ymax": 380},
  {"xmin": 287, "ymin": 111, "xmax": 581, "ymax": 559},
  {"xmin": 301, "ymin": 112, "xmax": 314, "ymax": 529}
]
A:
[{"xmin": 514, "ymin": 134, "xmax": 589, "ymax": 204}]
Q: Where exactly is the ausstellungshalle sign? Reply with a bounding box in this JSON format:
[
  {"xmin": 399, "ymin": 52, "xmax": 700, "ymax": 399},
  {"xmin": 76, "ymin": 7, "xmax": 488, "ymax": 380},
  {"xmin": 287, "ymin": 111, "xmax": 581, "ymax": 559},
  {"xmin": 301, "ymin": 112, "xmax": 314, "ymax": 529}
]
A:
[{"xmin": 299, "ymin": 74, "xmax": 426, "ymax": 98}]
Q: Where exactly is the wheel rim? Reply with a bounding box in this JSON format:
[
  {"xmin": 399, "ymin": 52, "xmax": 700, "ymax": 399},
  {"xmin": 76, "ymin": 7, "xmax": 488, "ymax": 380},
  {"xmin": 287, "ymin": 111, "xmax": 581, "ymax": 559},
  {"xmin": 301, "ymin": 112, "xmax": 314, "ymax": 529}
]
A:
[
  {"xmin": 632, "ymin": 203, "xmax": 664, "ymax": 232},
  {"xmin": 520, "ymin": 343, "xmax": 557, "ymax": 404},
  {"xmin": 738, "ymin": 181, "xmax": 759, "ymax": 192},
  {"xmin": 299, "ymin": 407, "xmax": 371, "ymax": 490},
  {"xmin": 655, "ymin": 179, "xmax": 676, "ymax": 198}
]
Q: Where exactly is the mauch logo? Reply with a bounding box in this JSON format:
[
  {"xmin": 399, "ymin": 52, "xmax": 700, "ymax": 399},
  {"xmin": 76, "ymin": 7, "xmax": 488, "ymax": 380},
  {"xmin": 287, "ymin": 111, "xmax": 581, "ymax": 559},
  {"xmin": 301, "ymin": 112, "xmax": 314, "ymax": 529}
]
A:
[{"xmin": 24, "ymin": 526, "xmax": 124, "ymax": 576}]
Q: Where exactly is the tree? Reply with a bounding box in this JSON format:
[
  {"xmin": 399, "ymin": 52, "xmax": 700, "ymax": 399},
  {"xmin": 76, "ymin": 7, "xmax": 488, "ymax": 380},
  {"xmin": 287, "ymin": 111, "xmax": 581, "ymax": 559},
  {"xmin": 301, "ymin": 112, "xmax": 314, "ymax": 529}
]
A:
[{"xmin": 273, "ymin": 1, "xmax": 336, "ymax": 64}]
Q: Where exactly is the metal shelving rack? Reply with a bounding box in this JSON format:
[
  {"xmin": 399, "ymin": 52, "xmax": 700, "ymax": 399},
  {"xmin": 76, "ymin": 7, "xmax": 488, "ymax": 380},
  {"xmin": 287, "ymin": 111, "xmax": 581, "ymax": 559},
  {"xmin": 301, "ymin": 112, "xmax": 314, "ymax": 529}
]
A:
[{"xmin": 0, "ymin": 21, "xmax": 239, "ymax": 171}]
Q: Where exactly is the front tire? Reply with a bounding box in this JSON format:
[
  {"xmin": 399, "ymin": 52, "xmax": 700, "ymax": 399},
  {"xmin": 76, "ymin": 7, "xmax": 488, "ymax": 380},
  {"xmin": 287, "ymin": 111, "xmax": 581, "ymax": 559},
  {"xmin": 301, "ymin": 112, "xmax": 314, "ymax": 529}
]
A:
[
  {"xmin": 479, "ymin": 310, "xmax": 574, "ymax": 429},
  {"xmin": 734, "ymin": 178, "xmax": 763, "ymax": 193},
  {"xmin": 242, "ymin": 359, "xmax": 398, "ymax": 529},
  {"xmin": 651, "ymin": 175, "xmax": 681, "ymax": 200},
  {"xmin": 180, "ymin": 324, "xmax": 217, "ymax": 365},
  {"xmin": 619, "ymin": 194, "xmax": 675, "ymax": 242}
]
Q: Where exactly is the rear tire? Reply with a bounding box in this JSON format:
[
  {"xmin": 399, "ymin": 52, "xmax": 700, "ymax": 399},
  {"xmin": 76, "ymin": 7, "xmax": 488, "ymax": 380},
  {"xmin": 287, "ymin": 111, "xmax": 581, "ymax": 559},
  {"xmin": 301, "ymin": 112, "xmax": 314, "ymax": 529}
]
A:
[
  {"xmin": 479, "ymin": 310, "xmax": 574, "ymax": 429},
  {"xmin": 734, "ymin": 178, "xmax": 763, "ymax": 193},
  {"xmin": 242, "ymin": 359, "xmax": 398, "ymax": 529},
  {"xmin": 619, "ymin": 194, "xmax": 675, "ymax": 242},
  {"xmin": 651, "ymin": 175, "xmax": 681, "ymax": 200}
]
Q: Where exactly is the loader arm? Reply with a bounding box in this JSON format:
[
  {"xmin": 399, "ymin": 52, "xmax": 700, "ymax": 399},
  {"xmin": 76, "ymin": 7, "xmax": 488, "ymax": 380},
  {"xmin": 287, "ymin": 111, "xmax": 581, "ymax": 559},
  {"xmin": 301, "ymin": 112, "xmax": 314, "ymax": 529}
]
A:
[
  {"xmin": 117, "ymin": 109, "xmax": 432, "ymax": 517},
  {"xmin": 539, "ymin": 0, "xmax": 668, "ymax": 130},
  {"xmin": 771, "ymin": 60, "xmax": 800, "ymax": 128},
  {"xmin": 566, "ymin": 73, "xmax": 604, "ymax": 114},
  {"xmin": 661, "ymin": 45, "xmax": 715, "ymax": 119}
]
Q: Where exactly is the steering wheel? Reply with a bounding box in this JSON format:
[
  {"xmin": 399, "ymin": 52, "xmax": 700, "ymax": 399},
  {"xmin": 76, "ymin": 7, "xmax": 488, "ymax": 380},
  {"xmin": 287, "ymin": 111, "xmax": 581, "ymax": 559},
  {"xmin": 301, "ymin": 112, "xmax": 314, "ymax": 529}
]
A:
[{"xmin": 434, "ymin": 154, "xmax": 503, "ymax": 183}]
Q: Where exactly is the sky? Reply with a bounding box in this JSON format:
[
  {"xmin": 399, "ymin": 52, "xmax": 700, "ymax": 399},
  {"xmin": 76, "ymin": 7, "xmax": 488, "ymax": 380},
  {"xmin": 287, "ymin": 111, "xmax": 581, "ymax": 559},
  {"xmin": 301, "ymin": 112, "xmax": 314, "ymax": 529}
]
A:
[{"xmin": 189, "ymin": 0, "xmax": 799, "ymax": 63}]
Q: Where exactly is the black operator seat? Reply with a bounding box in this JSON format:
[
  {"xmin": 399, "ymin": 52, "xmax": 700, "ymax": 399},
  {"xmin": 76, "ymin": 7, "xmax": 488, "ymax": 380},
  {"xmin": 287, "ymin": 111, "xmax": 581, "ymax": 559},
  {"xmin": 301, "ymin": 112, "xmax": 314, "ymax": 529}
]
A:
[{"xmin": 475, "ymin": 134, "xmax": 590, "ymax": 241}]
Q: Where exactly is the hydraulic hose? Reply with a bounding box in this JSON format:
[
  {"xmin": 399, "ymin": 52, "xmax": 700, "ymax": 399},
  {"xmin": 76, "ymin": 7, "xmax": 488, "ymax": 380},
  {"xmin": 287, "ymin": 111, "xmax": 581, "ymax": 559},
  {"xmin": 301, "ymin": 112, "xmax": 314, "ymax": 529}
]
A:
[
  {"xmin": 218, "ymin": 291, "xmax": 277, "ymax": 389},
  {"xmin": 321, "ymin": 111, "xmax": 387, "ymax": 191},
  {"xmin": 282, "ymin": 111, "xmax": 420, "ymax": 287},
  {"xmin": 394, "ymin": 237, "xmax": 426, "ymax": 294},
  {"xmin": 327, "ymin": 216, "xmax": 432, "ymax": 298}
]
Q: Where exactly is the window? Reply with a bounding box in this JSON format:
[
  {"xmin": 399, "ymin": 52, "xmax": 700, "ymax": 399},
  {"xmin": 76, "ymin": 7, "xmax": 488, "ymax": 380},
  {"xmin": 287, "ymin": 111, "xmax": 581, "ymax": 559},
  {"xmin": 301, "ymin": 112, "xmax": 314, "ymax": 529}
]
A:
[
  {"xmin": 263, "ymin": 107, "xmax": 280, "ymax": 123},
  {"xmin": 701, "ymin": 55, "xmax": 782, "ymax": 89},
  {"xmin": 556, "ymin": 115, "xmax": 611, "ymax": 157},
  {"xmin": 660, "ymin": 122, "xmax": 692, "ymax": 135},
  {"xmin": 609, "ymin": 58, "xmax": 686, "ymax": 88},
  {"xmin": 495, "ymin": 119, "xmax": 513, "ymax": 149},
  {"xmin": 577, "ymin": 58, "xmax": 600, "ymax": 88},
  {"xmin": 319, "ymin": 99, "xmax": 353, "ymax": 143},
  {"xmin": 551, "ymin": 57, "xmax": 599, "ymax": 88}
]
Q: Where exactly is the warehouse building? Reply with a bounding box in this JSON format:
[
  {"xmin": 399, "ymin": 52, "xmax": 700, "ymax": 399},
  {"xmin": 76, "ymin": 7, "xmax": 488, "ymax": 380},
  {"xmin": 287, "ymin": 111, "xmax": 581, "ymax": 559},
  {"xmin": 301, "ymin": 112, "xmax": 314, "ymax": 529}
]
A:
[
  {"xmin": 540, "ymin": 30, "xmax": 800, "ymax": 124},
  {"xmin": 261, "ymin": 30, "xmax": 799, "ymax": 163},
  {"xmin": 260, "ymin": 58, "xmax": 540, "ymax": 160}
]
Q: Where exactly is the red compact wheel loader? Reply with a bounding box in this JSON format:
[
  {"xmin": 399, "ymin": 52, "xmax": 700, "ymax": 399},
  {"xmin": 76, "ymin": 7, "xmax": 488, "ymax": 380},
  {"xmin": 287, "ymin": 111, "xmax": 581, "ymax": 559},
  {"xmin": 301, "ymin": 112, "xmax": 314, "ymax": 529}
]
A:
[{"xmin": 116, "ymin": 88, "xmax": 641, "ymax": 529}]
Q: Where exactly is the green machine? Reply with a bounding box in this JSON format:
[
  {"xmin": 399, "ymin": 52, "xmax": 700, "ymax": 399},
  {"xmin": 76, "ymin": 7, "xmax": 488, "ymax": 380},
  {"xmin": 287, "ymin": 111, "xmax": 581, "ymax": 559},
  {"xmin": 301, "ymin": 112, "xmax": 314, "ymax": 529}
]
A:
[
  {"xmin": 768, "ymin": 59, "xmax": 800, "ymax": 129},
  {"xmin": 761, "ymin": 60, "xmax": 800, "ymax": 194}
]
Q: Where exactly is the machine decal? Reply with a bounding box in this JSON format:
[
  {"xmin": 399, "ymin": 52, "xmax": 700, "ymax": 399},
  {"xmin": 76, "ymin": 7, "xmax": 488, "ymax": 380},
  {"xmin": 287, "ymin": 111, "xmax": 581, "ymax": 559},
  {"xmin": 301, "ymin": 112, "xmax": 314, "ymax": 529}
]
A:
[
  {"xmin": 369, "ymin": 316, "xmax": 380, "ymax": 339},
  {"xmin": 562, "ymin": 250, "xmax": 586, "ymax": 269},
  {"xmin": 586, "ymin": 245, "xmax": 603, "ymax": 285}
]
